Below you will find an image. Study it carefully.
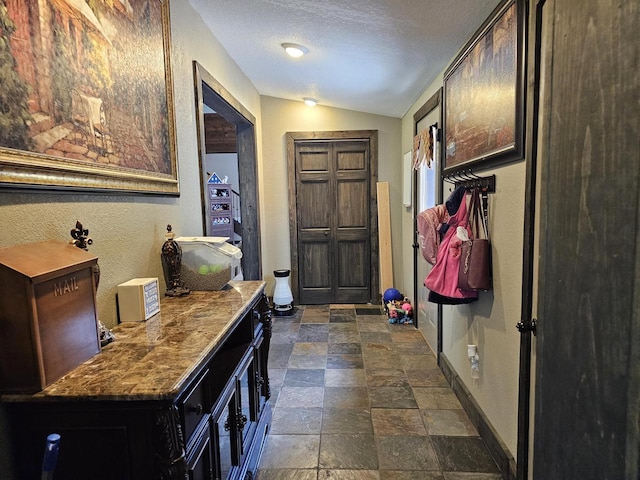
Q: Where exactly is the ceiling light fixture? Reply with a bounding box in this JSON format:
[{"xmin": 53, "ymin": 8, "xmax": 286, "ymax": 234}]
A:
[
  {"xmin": 303, "ymin": 98, "xmax": 318, "ymax": 107},
  {"xmin": 282, "ymin": 43, "xmax": 308, "ymax": 58}
]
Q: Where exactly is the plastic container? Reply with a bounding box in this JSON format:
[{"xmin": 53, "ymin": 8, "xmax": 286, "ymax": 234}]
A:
[{"xmin": 175, "ymin": 237, "xmax": 243, "ymax": 291}]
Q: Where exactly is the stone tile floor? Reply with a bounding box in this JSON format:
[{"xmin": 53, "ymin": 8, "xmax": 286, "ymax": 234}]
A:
[{"xmin": 256, "ymin": 304, "xmax": 503, "ymax": 480}]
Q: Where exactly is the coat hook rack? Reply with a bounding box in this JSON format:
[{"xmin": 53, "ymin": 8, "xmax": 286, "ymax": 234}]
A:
[{"xmin": 444, "ymin": 169, "xmax": 496, "ymax": 193}]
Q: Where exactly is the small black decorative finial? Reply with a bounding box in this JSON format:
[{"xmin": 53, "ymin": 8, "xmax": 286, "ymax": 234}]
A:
[
  {"xmin": 69, "ymin": 219, "xmax": 99, "ymax": 287},
  {"xmin": 68, "ymin": 220, "xmax": 113, "ymax": 346},
  {"xmin": 70, "ymin": 220, "xmax": 93, "ymax": 250}
]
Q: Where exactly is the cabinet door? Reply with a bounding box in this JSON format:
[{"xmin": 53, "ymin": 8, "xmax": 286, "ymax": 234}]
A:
[
  {"xmin": 188, "ymin": 426, "xmax": 213, "ymax": 480},
  {"xmin": 211, "ymin": 388, "xmax": 238, "ymax": 480},
  {"xmin": 236, "ymin": 351, "xmax": 255, "ymax": 458},
  {"xmin": 253, "ymin": 335, "xmax": 267, "ymax": 417}
]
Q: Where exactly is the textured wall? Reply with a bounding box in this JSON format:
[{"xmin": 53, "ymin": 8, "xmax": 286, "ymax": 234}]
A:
[
  {"xmin": 441, "ymin": 162, "xmax": 525, "ymax": 458},
  {"xmin": 401, "ymin": 78, "xmax": 525, "ymax": 459},
  {"xmin": 0, "ymin": 0, "xmax": 260, "ymax": 330},
  {"xmin": 259, "ymin": 95, "xmax": 402, "ymax": 297},
  {"xmin": 0, "ymin": 3, "xmax": 261, "ymax": 476}
]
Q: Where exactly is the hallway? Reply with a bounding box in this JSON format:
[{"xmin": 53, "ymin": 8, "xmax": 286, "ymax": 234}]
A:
[{"xmin": 257, "ymin": 304, "xmax": 502, "ymax": 479}]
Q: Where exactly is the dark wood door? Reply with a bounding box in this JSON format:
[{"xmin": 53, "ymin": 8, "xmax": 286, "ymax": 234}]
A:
[
  {"xmin": 294, "ymin": 140, "xmax": 372, "ymax": 304},
  {"xmin": 533, "ymin": 0, "xmax": 639, "ymax": 478}
]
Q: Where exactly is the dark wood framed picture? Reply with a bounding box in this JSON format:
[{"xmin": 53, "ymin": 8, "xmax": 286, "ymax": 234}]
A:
[
  {"xmin": 0, "ymin": 0, "xmax": 178, "ymax": 195},
  {"xmin": 443, "ymin": 0, "xmax": 525, "ymax": 175}
]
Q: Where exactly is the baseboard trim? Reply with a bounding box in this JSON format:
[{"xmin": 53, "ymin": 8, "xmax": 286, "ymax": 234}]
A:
[{"xmin": 439, "ymin": 353, "xmax": 517, "ymax": 480}]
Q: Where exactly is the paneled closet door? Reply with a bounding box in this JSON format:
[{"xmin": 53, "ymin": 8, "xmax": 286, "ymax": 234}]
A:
[
  {"xmin": 532, "ymin": 0, "xmax": 639, "ymax": 478},
  {"xmin": 294, "ymin": 140, "xmax": 371, "ymax": 304}
]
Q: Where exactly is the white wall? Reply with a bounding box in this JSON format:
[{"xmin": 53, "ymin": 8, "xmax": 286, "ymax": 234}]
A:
[
  {"xmin": 401, "ymin": 74, "xmax": 526, "ymax": 459},
  {"xmin": 204, "ymin": 153, "xmax": 239, "ymax": 190},
  {"xmin": 260, "ymin": 95, "xmax": 403, "ymax": 296}
]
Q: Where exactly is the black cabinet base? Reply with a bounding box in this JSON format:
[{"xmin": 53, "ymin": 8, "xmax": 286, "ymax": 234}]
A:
[{"xmin": 3, "ymin": 286, "xmax": 272, "ymax": 480}]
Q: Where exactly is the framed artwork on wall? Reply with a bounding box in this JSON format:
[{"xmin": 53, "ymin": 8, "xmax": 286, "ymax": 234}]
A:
[
  {"xmin": 443, "ymin": 0, "xmax": 525, "ymax": 175},
  {"xmin": 0, "ymin": 0, "xmax": 178, "ymax": 195}
]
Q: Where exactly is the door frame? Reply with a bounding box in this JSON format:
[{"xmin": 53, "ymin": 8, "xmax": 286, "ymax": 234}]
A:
[
  {"xmin": 193, "ymin": 61, "xmax": 262, "ymax": 280},
  {"xmin": 412, "ymin": 89, "xmax": 443, "ymax": 335},
  {"xmin": 286, "ymin": 130, "xmax": 379, "ymax": 304}
]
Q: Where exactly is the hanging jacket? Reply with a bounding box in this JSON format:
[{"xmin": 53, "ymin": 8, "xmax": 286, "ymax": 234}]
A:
[
  {"xmin": 424, "ymin": 190, "xmax": 479, "ymax": 304},
  {"xmin": 417, "ymin": 204, "xmax": 448, "ymax": 265},
  {"xmin": 416, "ymin": 185, "xmax": 467, "ymax": 265}
]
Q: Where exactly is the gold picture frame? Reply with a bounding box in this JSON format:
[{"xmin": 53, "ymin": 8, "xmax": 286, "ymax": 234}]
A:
[{"xmin": 0, "ymin": 0, "xmax": 178, "ymax": 195}]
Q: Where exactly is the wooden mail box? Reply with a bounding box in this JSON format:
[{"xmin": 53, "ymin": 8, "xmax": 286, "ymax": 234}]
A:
[{"xmin": 0, "ymin": 240, "xmax": 101, "ymax": 393}]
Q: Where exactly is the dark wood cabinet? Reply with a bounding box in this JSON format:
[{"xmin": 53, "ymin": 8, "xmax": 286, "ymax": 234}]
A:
[{"xmin": 3, "ymin": 282, "xmax": 271, "ymax": 480}]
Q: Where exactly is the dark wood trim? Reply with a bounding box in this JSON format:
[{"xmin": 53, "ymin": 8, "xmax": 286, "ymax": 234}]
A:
[
  {"xmin": 440, "ymin": 353, "xmax": 516, "ymax": 480},
  {"xmin": 285, "ymin": 134, "xmax": 298, "ymax": 300},
  {"xmin": 515, "ymin": 0, "xmax": 539, "ymax": 477},
  {"xmin": 286, "ymin": 130, "xmax": 379, "ymax": 304},
  {"xmin": 192, "ymin": 62, "xmax": 256, "ymax": 126},
  {"xmin": 193, "ymin": 61, "xmax": 262, "ymax": 280},
  {"xmin": 413, "ymin": 90, "xmax": 442, "ymax": 124},
  {"xmin": 192, "ymin": 66, "xmax": 209, "ymax": 236},
  {"xmin": 237, "ymin": 125, "xmax": 262, "ymax": 280}
]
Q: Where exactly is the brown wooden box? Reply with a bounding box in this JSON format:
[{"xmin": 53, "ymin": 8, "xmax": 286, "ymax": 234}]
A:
[{"xmin": 0, "ymin": 240, "xmax": 101, "ymax": 393}]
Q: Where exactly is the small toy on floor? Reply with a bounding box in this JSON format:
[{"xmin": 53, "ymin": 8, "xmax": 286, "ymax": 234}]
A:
[{"xmin": 382, "ymin": 288, "xmax": 413, "ymax": 324}]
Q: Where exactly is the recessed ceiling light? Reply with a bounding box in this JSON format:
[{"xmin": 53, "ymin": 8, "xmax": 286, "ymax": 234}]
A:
[
  {"xmin": 282, "ymin": 43, "xmax": 308, "ymax": 58},
  {"xmin": 303, "ymin": 98, "xmax": 318, "ymax": 107}
]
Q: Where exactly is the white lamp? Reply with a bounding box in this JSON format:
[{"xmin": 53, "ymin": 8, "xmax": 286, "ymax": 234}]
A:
[
  {"xmin": 273, "ymin": 269, "xmax": 294, "ymax": 316},
  {"xmin": 303, "ymin": 98, "xmax": 318, "ymax": 107}
]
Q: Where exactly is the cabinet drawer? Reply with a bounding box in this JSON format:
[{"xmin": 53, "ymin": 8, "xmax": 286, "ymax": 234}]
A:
[
  {"xmin": 250, "ymin": 308, "xmax": 260, "ymax": 336},
  {"xmin": 181, "ymin": 369, "xmax": 210, "ymax": 446}
]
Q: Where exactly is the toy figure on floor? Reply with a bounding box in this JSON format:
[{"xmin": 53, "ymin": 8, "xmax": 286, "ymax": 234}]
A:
[{"xmin": 382, "ymin": 288, "xmax": 413, "ymax": 324}]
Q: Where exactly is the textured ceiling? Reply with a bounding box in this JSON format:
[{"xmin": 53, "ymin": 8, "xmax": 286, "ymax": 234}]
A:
[{"xmin": 188, "ymin": 0, "xmax": 501, "ymax": 117}]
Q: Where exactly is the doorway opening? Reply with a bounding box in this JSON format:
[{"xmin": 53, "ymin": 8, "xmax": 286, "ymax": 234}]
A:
[
  {"xmin": 193, "ymin": 61, "xmax": 262, "ymax": 280},
  {"xmin": 412, "ymin": 89, "xmax": 442, "ymax": 353}
]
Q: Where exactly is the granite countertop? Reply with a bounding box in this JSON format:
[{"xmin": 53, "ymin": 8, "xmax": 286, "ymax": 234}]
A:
[{"xmin": 4, "ymin": 281, "xmax": 265, "ymax": 402}]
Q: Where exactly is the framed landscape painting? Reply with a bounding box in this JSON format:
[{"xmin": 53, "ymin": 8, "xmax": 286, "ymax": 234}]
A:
[
  {"xmin": 443, "ymin": 0, "xmax": 525, "ymax": 175},
  {"xmin": 0, "ymin": 0, "xmax": 178, "ymax": 194}
]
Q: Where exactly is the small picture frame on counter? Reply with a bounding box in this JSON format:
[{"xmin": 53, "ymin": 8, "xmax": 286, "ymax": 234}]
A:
[{"xmin": 117, "ymin": 278, "xmax": 160, "ymax": 322}]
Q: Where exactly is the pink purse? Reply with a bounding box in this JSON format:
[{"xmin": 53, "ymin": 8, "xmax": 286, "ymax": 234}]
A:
[{"xmin": 424, "ymin": 192, "xmax": 479, "ymax": 301}]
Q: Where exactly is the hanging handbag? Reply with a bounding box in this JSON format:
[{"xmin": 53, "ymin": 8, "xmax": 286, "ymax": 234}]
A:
[
  {"xmin": 458, "ymin": 187, "xmax": 492, "ymax": 291},
  {"xmin": 425, "ymin": 190, "xmax": 479, "ymax": 301}
]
